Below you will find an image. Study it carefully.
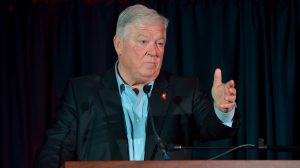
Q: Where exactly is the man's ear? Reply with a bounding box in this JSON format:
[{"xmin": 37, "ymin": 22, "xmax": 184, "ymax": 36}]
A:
[{"xmin": 113, "ymin": 35, "xmax": 123, "ymax": 56}]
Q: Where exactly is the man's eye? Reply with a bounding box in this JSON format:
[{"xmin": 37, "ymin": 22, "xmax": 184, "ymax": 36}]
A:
[
  {"xmin": 139, "ymin": 40, "xmax": 147, "ymax": 44},
  {"xmin": 157, "ymin": 42, "xmax": 165, "ymax": 47}
]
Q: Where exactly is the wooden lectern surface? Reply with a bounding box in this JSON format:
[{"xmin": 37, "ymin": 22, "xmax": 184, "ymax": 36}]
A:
[{"xmin": 62, "ymin": 160, "xmax": 300, "ymax": 168}]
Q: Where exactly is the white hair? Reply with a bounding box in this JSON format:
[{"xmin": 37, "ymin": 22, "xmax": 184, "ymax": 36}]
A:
[{"xmin": 116, "ymin": 4, "xmax": 169, "ymax": 39}]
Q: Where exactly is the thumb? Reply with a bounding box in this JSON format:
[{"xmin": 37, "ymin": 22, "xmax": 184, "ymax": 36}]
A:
[{"xmin": 213, "ymin": 68, "xmax": 223, "ymax": 87}]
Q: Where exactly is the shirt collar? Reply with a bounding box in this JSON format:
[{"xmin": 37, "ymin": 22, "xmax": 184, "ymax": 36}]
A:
[{"xmin": 114, "ymin": 61, "xmax": 154, "ymax": 95}]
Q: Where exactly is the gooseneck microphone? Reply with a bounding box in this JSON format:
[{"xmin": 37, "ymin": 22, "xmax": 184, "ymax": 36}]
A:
[{"xmin": 143, "ymin": 85, "xmax": 169, "ymax": 160}]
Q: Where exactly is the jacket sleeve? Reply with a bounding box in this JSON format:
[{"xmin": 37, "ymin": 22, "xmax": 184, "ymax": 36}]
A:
[
  {"xmin": 191, "ymin": 78, "xmax": 239, "ymax": 141},
  {"xmin": 35, "ymin": 81, "xmax": 78, "ymax": 168}
]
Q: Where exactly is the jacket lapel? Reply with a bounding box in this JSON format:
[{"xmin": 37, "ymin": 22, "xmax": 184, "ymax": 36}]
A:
[
  {"xmin": 96, "ymin": 68, "xmax": 129, "ymax": 160},
  {"xmin": 144, "ymin": 71, "xmax": 173, "ymax": 160},
  {"xmin": 95, "ymin": 69, "xmax": 172, "ymax": 160}
]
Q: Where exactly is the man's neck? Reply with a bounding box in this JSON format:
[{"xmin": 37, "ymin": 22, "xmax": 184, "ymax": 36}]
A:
[{"xmin": 117, "ymin": 64, "xmax": 146, "ymax": 91}]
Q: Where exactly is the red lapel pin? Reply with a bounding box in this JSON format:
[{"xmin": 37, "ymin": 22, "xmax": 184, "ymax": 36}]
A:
[{"xmin": 161, "ymin": 92, "xmax": 167, "ymax": 100}]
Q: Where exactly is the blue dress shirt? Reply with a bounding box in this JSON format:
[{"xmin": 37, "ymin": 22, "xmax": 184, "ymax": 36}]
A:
[{"xmin": 115, "ymin": 63, "xmax": 154, "ymax": 160}]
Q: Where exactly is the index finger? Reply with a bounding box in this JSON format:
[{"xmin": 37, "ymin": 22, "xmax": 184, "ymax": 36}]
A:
[{"xmin": 226, "ymin": 80, "xmax": 235, "ymax": 88}]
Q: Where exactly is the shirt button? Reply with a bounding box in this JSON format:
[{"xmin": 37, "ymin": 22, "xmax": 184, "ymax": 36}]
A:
[{"xmin": 137, "ymin": 119, "xmax": 140, "ymax": 123}]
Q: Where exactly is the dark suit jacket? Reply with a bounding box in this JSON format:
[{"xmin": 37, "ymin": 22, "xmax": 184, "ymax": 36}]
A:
[{"xmin": 36, "ymin": 68, "xmax": 238, "ymax": 168}]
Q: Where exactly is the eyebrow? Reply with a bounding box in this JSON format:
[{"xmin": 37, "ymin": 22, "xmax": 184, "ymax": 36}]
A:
[
  {"xmin": 135, "ymin": 33, "xmax": 149, "ymax": 38},
  {"xmin": 134, "ymin": 31, "xmax": 165, "ymax": 41}
]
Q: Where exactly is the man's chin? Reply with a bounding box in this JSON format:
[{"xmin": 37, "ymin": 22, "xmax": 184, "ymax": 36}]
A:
[
  {"xmin": 140, "ymin": 72, "xmax": 159, "ymax": 82},
  {"xmin": 144, "ymin": 61, "xmax": 161, "ymax": 69}
]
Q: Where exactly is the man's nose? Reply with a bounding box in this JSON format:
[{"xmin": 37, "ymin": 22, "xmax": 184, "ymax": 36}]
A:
[{"xmin": 146, "ymin": 42, "xmax": 158, "ymax": 57}]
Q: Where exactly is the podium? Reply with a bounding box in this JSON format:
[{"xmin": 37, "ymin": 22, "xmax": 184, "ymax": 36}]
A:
[{"xmin": 61, "ymin": 160, "xmax": 300, "ymax": 168}]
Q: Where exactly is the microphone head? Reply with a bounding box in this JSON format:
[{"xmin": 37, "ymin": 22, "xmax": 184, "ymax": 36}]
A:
[{"xmin": 143, "ymin": 85, "xmax": 152, "ymax": 94}]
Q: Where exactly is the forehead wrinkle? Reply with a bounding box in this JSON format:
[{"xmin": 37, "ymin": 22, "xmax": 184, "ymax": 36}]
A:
[{"xmin": 134, "ymin": 27, "xmax": 165, "ymax": 41}]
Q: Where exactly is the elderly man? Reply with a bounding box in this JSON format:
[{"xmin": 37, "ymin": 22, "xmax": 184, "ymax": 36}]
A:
[{"xmin": 36, "ymin": 4, "xmax": 238, "ymax": 168}]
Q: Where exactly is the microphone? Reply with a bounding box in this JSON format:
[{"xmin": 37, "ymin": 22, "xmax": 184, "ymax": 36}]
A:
[
  {"xmin": 143, "ymin": 85, "xmax": 170, "ymax": 160},
  {"xmin": 207, "ymin": 138, "xmax": 300, "ymax": 160},
  {"xmin": 168, "ymin": 138, "xmax": 300, "ymax": 160}
]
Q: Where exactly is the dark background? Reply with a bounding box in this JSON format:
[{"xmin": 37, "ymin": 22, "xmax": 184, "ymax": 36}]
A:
[{"xmin": 1, "ymin": 0, "xmax": 299, "ymax": 168}]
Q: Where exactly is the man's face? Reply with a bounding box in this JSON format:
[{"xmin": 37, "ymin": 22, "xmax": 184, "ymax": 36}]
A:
[{"xmin": 114, "ymin": 22, "xmax": 166, "ymax": 85}]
